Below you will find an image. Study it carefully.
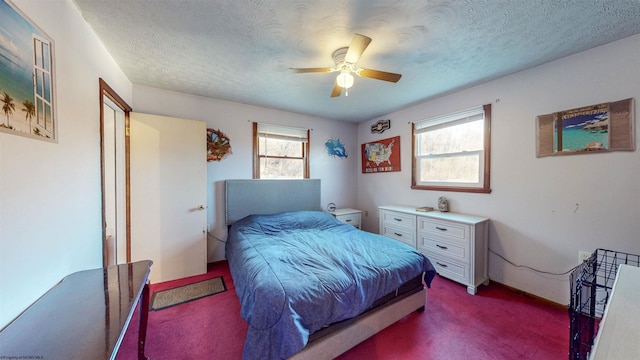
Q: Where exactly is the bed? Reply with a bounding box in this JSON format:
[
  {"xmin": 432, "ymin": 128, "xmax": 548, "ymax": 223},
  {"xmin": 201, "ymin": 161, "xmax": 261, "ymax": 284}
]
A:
[{"xmin": 225, "ymin": 179, "xmax": 436, "ymax": 360}]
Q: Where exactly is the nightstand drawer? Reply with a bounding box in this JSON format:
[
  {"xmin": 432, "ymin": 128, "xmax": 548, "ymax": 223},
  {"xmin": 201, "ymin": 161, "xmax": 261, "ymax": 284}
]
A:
[
  {"xmin": 331, "ymin": 208, "xmax": 362, "ymax": 229},
  {"xmin": 336, "ymin": 213, "xmax": 361, "ymax": 228},
  {"xmin": 380, "ymin": 210, "xmax": 415, "ymax": 231}
]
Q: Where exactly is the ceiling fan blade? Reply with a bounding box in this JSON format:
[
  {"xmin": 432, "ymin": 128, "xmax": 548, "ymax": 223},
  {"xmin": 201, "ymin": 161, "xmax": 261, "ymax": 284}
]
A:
[
  {"xmin": 345, "ymin": 34, "xmax": 372, "ymax": 64},
  {"xmin": 357, "ymin": 68, "xmax": 402, "ymax": 83},
  {"xmin": 289, "ymin": 67, "xmax": 334, "ymax": 73},
  {"xmin": 330, "ymin": 81, "xmax": 343, "ymax": 97}
]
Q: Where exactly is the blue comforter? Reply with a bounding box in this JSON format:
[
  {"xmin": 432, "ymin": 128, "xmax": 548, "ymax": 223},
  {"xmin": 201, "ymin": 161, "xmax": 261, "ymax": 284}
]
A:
[{"xmin": 226, "ymin": 211, "xmax": 436, "ymax": 360}]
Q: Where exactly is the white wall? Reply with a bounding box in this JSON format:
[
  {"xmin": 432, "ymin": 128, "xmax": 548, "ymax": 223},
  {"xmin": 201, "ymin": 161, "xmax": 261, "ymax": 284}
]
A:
[
  {"xmin": 357, "ymin": 33, "xmax": 640, "ymax": 304},
  {"xmin": 132, "ymin": 86, "xmax": 358, "ymax": 262},
  {"xmin": 0, "ymin": 0, "xmax": 132, "ymax": 327}
]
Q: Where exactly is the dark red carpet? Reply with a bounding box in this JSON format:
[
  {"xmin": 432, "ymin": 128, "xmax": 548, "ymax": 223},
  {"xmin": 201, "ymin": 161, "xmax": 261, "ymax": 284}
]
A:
[{"xmin": 117, "ymin": 261, "xmax": 568, "ymax": 359}]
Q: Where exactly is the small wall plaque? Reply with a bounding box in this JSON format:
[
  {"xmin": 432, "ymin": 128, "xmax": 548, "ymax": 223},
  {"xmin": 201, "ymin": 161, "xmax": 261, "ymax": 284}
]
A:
[{"xmin": 371, "ymin": 119, "xmax": 391, "ymax": 134}]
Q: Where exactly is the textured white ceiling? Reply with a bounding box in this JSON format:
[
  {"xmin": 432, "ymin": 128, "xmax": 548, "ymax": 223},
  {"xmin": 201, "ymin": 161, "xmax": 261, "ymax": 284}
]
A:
[{"xmin": 72, "ymin": 0, "xmax": 640, "ymax": 123}]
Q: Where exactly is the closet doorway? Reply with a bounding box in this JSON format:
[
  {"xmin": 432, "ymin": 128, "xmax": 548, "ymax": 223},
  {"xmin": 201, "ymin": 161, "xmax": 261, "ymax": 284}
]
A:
[
  {"xmin": 99, "ymin": 79, "xmax": 132, "ymax": 267},
  {"xmin": 99, "ymin": 81, "xmax": 207, "ymax": 280}
]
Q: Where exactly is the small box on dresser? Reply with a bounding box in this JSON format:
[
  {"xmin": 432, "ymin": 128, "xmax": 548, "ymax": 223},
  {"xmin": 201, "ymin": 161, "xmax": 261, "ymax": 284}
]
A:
[{"xmin": 379, "ymin": 205, "xmax": 489, "ymax": 295}]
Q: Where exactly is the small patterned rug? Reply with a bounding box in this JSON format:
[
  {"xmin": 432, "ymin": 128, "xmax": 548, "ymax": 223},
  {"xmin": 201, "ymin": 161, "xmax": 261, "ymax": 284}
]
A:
[{"xmin": 151, "ymin": 277, "xmax": 226, "ymax": 311}]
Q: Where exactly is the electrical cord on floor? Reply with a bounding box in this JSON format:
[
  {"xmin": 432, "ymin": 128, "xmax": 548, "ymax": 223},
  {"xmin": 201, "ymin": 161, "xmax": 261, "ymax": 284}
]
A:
[
  {"xmin": 489, "ymin": 248, "xmax": 581, "ymax": 276},
  {"xmin": 207, "ymin": 233, "xmax": 226, "ymax": 243}
]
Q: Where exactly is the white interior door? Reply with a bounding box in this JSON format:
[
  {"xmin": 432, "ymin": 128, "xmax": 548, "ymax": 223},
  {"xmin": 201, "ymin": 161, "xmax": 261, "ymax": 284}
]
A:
[{"xmin": 130, "ymin": 112, "xmax": 207, "ymax": 283}]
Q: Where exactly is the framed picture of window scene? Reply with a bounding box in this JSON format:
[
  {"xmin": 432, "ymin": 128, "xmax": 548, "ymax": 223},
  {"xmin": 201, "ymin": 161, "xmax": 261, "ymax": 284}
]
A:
[
  {"xmin": 0, "ymin": 0, "xmax": 57, "ymax": 142},
  {"xmin": 536, "ymin": 98, "xmax": 634, "ymax": 157}
]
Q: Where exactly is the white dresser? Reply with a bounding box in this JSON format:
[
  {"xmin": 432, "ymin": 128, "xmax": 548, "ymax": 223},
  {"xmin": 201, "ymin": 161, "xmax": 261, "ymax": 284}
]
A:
[{"xmin": 379, "ymin": 205, "xmax": 489, "ymax": 295}]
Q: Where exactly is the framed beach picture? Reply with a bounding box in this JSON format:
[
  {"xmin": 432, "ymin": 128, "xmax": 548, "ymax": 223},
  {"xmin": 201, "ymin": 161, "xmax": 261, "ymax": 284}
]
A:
[
  {"xmin": 0, "ymin": 0, "xmax": 57, "ymax": 142},
  {"xmin": 536, "ymin": 98, "xmax": 634, "ymax": 157},
  {"xmin": 361, "ymin": 136, "xmax": 401, "ymax": 173}
]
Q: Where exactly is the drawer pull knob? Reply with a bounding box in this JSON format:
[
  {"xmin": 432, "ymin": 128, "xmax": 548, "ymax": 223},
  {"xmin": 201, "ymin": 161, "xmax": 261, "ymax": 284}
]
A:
[
  {"xmin": 436, "ymin": 262, "xmax": 448, "ymax": 268},
  {"xmin": 394, "ymin": 218, "xmax": 402, "ymax": 222},
  {"xmin": 435, "ymin": 227, "xmax": 447, "ymax": 231},
  {"xmin": 436, "ymin": 244, "xmax": 448, "ymax": 250},
  {"xmin": 394, "ymin": 232, "xmax": 403, "ymax": 237},
  {"xmin": 345, "ymin": 219, "xmax": 352, "ymax": 222}
]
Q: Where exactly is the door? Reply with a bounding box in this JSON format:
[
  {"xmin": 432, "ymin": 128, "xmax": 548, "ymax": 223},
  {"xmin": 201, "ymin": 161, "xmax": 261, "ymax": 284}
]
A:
[
  {"xmin": 100, "ymin": 79, "xmax": 132, "ymax": 267},
  {"xmin": 102, "ymin": 97, "xmax": 127, "ymax": 266},
  {"xmin": 130, "ymin": 112, "xmax": 207, "ymax": 283}
]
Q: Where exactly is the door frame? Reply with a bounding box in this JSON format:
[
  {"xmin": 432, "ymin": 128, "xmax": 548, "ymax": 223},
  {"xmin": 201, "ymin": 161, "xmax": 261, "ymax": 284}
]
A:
[{"xmin": 99, "ymin": 78, "xmax": 132, "ymax": 267}]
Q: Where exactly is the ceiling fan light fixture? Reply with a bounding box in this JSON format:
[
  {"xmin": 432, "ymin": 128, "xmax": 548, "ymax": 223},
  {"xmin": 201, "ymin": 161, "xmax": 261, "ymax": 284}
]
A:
[
  {"xmin": 336, "ymin": 71, "xmax": 354, "ymax": 89},
  {"xmin": 289, "ymin": 34, "xmax": 401, "ymax": 98}
]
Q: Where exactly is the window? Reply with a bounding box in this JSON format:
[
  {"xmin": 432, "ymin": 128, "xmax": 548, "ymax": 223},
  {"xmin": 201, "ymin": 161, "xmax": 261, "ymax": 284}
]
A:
[
  {"xmin": 253, "ymin": 122, "xmax": 310, "ymax": 179},
  {"xmin": 412, "ymin": 104, "xmax": 491, "ymax": 193}
]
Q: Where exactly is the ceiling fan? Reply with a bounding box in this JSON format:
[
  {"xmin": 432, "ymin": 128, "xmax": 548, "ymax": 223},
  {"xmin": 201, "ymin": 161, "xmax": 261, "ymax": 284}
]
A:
[{"xmin": 289, "ymin": 34, "xmax": 402, "ymax": 97}]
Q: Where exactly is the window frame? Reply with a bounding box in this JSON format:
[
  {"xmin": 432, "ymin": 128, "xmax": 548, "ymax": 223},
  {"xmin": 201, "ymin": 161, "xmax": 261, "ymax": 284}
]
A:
[
  {"xmin": 33, "ymin": 34, "xmax": 55, "ymax": 138},
  {"xmin": 411, "ymin": 104, "xmax": 492, "ymax": 194},
  {"xmin": 253, "ymin": 122, "xmax": 310, "ymax": 179}
]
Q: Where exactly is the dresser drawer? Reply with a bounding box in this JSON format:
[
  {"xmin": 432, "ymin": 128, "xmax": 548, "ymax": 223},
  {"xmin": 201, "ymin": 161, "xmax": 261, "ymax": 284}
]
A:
[
  {"xmin": 419, "ymin": 236, "xmax": 469, "ymax": 262},
  {"xmin": 419, "ymin": 217, "xmax": 470, "ymax": 242},
  {"xmin": 381, "ymin": 224, "xmax": 416, "ymax": 248},
  {"xmin": 380, "ymin": 210, "xmax": 416, "ymax": 231},
  {"xmin": 425, "ymin": 252, "xmax": 470, "ymax": 284}
]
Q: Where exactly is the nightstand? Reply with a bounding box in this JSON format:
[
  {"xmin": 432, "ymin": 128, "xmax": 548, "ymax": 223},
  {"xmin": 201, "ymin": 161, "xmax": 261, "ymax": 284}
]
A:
[{"xmin": 331, "ymin": 208, "xmax": 362, "ymax": 229}]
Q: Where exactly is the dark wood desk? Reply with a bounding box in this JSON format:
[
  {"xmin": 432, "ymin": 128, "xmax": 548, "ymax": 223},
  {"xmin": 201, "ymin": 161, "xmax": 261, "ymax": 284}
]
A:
[{"xmin": 0, "ymin": 260, "xmax": 152, "ymax": 360}]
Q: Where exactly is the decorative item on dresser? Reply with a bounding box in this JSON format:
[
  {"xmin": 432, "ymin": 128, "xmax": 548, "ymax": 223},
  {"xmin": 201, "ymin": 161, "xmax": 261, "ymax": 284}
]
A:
[
  {"xmin": 379, "ymin": 205, "xmax": 489, "ymax": 295},
  {"xmin": 329, "ymin": 208, "xmax": 363, "ymax": 229},
  {"xmin": 437, "ymin": 196, "xmax": 449, "ymax": 212}
]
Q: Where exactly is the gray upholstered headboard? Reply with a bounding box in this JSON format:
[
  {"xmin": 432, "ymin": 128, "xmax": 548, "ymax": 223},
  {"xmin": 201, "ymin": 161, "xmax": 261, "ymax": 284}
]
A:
[{"xmin": 225, "ymin": 179, "xmax": 321, "ymax": 225}]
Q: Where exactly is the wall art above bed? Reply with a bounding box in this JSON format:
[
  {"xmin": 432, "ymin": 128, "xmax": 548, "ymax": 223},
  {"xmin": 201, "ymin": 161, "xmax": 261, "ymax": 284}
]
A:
[
  {"xmin": 535, "ymin": 98, "xmax": 634, "ymax": 157},
  {"xmin": 361, "ymin": 135, "xmax": 400, "ymax": 173}
]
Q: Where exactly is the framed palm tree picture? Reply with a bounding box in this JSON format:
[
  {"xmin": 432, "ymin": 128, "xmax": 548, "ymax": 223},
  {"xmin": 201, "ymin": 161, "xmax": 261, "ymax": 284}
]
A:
[{"xmin": 0, "ymin": 0, "xmax": 57, "ymax": 142}]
